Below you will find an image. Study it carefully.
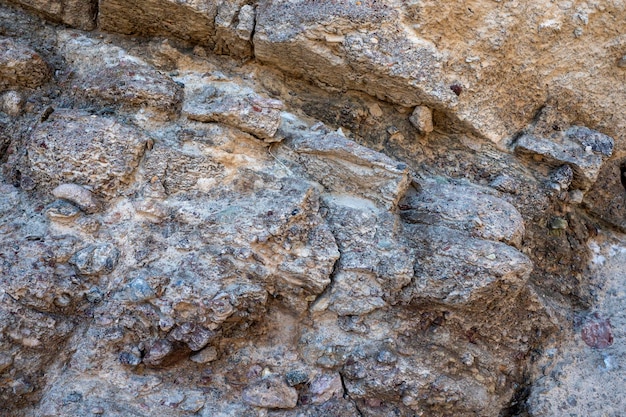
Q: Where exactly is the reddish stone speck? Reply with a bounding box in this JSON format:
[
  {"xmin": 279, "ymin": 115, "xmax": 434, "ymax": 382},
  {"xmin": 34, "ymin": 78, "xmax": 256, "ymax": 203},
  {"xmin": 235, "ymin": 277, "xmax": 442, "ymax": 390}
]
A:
[
  {"xmin": 450, "ymin": 84, "xmax": 463, "ymax": 96},
  {"xmin": 582, "ymin": 316, "xmax": 613, "ymax": 349}
]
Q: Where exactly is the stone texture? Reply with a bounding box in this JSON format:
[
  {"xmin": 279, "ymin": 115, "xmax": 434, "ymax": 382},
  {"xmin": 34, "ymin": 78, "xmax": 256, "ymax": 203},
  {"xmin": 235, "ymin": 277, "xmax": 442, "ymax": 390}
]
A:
[
  {"xmin": 515, "ymin": 125, "xmax": 614, "ymax": 190},
  {"xmin": 0, "ymin": 37, "xmax": 50, "ymax": 90},
  {"xmin": 6, "ymin": 0, "xmax": 97, "ymax": 29},
  {"xmin": 98, "ymin": 0, "xmax": 219, "ymax": 46},
  {"xmin": 183, "ymin": 82, "xmax": 284, "ymax": 141},
  {"xmin": 27, "ymin": 110, "xmax": 148, "ymax": 197},
  {"xmin": 243, "ymin": 376, "xmax": 298, "ymax": 409},
  {"xmin": 2, "ymin": 2, "xmax": 626, "ymax": 417},
  {"xmin": 285, "ymin": 128, "xmax": 411, "ymax": 210}
]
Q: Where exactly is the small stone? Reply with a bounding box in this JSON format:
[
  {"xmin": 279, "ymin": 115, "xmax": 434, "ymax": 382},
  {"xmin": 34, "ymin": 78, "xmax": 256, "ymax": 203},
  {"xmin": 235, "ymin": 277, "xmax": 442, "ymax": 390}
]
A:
[
  {"xmin": 11, "ymin": 378, "xmax": 34, "ymax": 396},
  {"xmin": 143, "ymin": 339, "xmax": 174, "ymax": 366},
  {"xmin": 581, "ymin": 316, "xmax": 613, "ymax": 349},
  {"xmin": 242, "ymin": 376, "xmax": 298, "ymax": 409},
  {"xmin": 70, "ymin": 243, "xmax": 120, "ymax": 276},
  {"xmin": 0, "ymin": 91, "xmax": 23, "ymax": 116},
  {"xmin": 53, "ymin": 293, "xmax": 72, "ymax": 308},
  {"xmin": 569, "ymin": 189, "xmax": 584, "ymax": 204},
  {"xmin": 376, "ymin": 350, "xmax": 397, "ymax": 364},
  {"xmin": 52, "ymin": 183, "xmax": 102, "ymax": 214},
  {"xmin": 550, "ymin": 165, "xmax": 574, "ymax": 191},
  {"xmin": 409, "ymin": 105, "xmax": 434, "ymax": 135},
  {"xmin": 90, "ymin": 407, "xmax": 105, "ymax": 414},
  {"xmin": 549, "ymin": 217, "xmax": 568, "ymax": 231},
  {"xmin": 45, "ymin": 200, "xmax": 81, "ymax": 223},
  {"xmin": 119, "ymin": 351, "xmax": 142, "ymax": 367},
  {"xmin": 190, "ymin": 346, "xmax": 218, "ymax": 364},
  {"xmin": 369, "ymin": 103, "xmax": 383, "ymax": 118},
  {"xmin": 180, "ymin": 391, "xmax": 206, "ymax": 412},
  {"xmin": 127, "ymin": 277, "xmax": 156, "ymax": 302},
  {"xmin": 85, "ymin": 287, "xmax": 103, "ymax": 304},
  {"xmin": 618, "ymin": 55, "xmax": 626, "ymax": 68},
  {"xmin": 168, "ymin": 323, "xmax": 215, "ymax": 351},
  {"xmin": 0, "ymin": 353, "xmax": 13, "ymax": 373},
  {"xmin": 308, "ymin": 373, "xmax": 343, "ymax": 404},
  {"xmin": 285, "ymin": 370, "xmax": 309, "ymax": 387}
]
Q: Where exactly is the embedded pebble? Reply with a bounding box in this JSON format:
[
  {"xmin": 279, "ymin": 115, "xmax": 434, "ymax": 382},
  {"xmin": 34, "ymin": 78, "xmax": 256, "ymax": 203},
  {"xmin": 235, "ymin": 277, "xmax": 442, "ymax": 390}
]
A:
[
  {"xmin": 285, "ymin": 370, "xmax": 309, "ymax": 386},
  {"xmin": 52, "ymin": 183, "xmax": 102, "ymax": 214},
  {"xmin": 242, "ymin": 376, "xmax": 298, "ymax": 409},
  {"xmin": 190, "ymin": 346, "xmax": 218, "ymax": 364},
  {"xmin": 45, "ymin": 199, "xmax": 81, "ymax": 223},
  {"xmin": 69, "ymin": 243, "xmax": 120, "ymax": 276},
  {"xmin": 409, "ymin": 105, "xmax": 434, "ymax": 135},
  {"xmin": 127, "ymin": 277, "xmax": 156, "ymax": 302},
  {"xmin": 143, "ymin": 339, "xmax": 174, "ymax": 366}
]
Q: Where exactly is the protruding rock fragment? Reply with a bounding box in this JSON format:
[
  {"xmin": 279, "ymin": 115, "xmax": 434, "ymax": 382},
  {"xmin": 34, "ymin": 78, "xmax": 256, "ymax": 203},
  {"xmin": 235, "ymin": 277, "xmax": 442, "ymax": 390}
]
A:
[
  {"xmin": 409, "ymin": 105, "xmax": 434, "ymax": 134},
  {"xmin": 214, "ymin": 2, "xmax": 255, "ymax": 58},
  {"xmin": 404, "ymin": 224, "xmax": 532, "ymax": 306},
  {"xmin": 321, "ymin": 195, "xmax": 413, "ymax": 315},
  {"xmin": 69, "ymin": 243, "xmax": 120, "ymax": 276},
  {"xmin": 515, "ymin": 126, "xmax": 614, "ymax": 189},
  {"xmin": 79, "ymin": 61, "xmax": 183, "ymax": 119},
  {"xmin": 183, "ymin": 84, "xmax": 284, "ymax": 141},
  {"xmin": 190, "ymin": 347, "xmax": 218, "ymax": 364},
  {"xmin": 44, "ymin": 199, "xmax": 81, "ymax": 223},
  {"xmin": 98, "ymin": 0, "xmax": 218, "ymax": 46},
  {"xmin": 288, "ymin": 132, "xmax": 411, "ymax": 209},
  {"xmin": 28, "ymin": 110, "xmax": 148, "ymax": 197},
  {"xmin": 52, "ymin": 183, "xmax": 101, "ymax": 214},
  {"xmin": 0, "ymin": 37, "xmax": 50, "ymax": 89},
  {"xmin": 308, "ymin": 373, "xmax": 343, "ymax": 405},
  {"xmin": 143, "ymin": 339, "xmax": 174, "ymax": 366},
  {"xmin": 243, "ymin": 376, "xmax": 298, "ymax": 409},
  {"xmin": 400, "ymin": 179, "xmax": 526, "ymax": 248},
  {"xmin": 9, "ymin": 0, "xmax": 97, "ymax": 30}
]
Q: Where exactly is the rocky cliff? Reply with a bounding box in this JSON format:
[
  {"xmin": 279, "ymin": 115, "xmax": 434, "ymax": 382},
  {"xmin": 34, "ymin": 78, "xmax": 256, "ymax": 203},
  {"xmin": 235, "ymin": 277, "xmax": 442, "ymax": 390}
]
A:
[{"xmin": 1, "ymin": 1, "xmax": 626, "ymax": 416}]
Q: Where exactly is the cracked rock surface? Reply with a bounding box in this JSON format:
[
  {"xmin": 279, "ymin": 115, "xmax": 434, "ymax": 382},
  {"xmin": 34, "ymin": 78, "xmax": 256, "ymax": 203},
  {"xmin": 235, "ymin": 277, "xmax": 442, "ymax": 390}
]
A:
[{"xmin": 1, "ymin": 1, "xmax": 626, "ymax": 416}]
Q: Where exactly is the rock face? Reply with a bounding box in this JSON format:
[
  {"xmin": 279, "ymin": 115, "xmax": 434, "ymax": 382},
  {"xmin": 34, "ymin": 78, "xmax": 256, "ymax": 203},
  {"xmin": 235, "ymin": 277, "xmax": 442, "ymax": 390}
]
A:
[{"xmin": 1, "ymin": 1, "xmax": 626, "ymax": 417}]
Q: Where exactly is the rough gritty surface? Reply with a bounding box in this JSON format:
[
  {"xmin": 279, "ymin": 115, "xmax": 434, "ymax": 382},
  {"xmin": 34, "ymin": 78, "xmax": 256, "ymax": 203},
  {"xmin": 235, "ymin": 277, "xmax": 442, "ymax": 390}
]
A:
[{"xmin": 1, "ymin": 1, "xmax": 626, "ymax": 416}]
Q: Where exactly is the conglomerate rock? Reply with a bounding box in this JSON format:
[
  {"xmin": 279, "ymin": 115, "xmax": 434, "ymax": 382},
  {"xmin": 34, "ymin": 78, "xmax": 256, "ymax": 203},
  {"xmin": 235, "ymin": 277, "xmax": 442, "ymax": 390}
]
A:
[{"xmin": 1, "ymin": 1, "xmax": 626, "ymax": 416}]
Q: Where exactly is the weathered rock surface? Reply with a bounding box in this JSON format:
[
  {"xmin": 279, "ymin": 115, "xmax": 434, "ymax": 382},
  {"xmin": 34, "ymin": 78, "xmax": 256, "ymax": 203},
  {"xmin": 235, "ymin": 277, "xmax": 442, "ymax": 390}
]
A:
[
  {"xmin": 27, "ymin": 110, "xmax": 148, "ymax": 197},
  {"xmin": 1, "ymin": 1, "xmax": 626, "ymax": 416},
  {"xmin": 0, "ymin": 37, "xmax": 50, "ymax": 90},
  {"xmin": 6, "ymin": 0, "xmax": 97, "ymax": 29},
  {"xmin": 515, "ymin": 125, "xmax": 614, "ymax": 190},
  {"xmin": 183, "ymin": 82, "xmax": 284, "ymax": 141}
]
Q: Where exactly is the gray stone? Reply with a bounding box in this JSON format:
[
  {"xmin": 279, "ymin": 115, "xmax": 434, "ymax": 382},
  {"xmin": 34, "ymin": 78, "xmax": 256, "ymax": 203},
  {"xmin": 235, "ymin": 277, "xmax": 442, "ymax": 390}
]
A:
[
  {"xmin": 69, "ymin": 243, "xmax": 120, "ymax": 276},
  {"xmin": 143, "ymin": 339, "xmax": 174, "ymax": 366},
  {"xmin": 52, "ymin": 183, "xmax": 101, "ymax": 214},
  {"xmin": 44, "ymin": 199, "xmax": 81, "ymax": 223},
  {"xmin": 183, "ymin": 84, "xmax": 284, "ymax": 141},
  {"xmin": 403, "ymin": 224, "xmax": 532, "ymax": 306},
  {"xmin": 285, "ymin": 370, "xmax": 309, "ymax": 387},
  {"xmin": 243, "ymin": 376, "xmax": 298, "ymax": 409},
  {"xmin": 287, "ymin": 131, "xmax": 411, "ymax": 210},
  {"xmin": 515, "ymin": 126, "xmax": 614, "ymax": 189},
  {"xmin": 189, "ymin": 347, "xmax": 218, "ymax": 364},
  {"xmin": 0, "ymin": 90, "xmax": 22, "ymax": 116},
  {"xmin": 78, "ymin": 60, "xmax": 183, "ymax": 120},
  {"xmin": 400, "ymin": 179, "xmax": 526, "ymax": 248}
]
